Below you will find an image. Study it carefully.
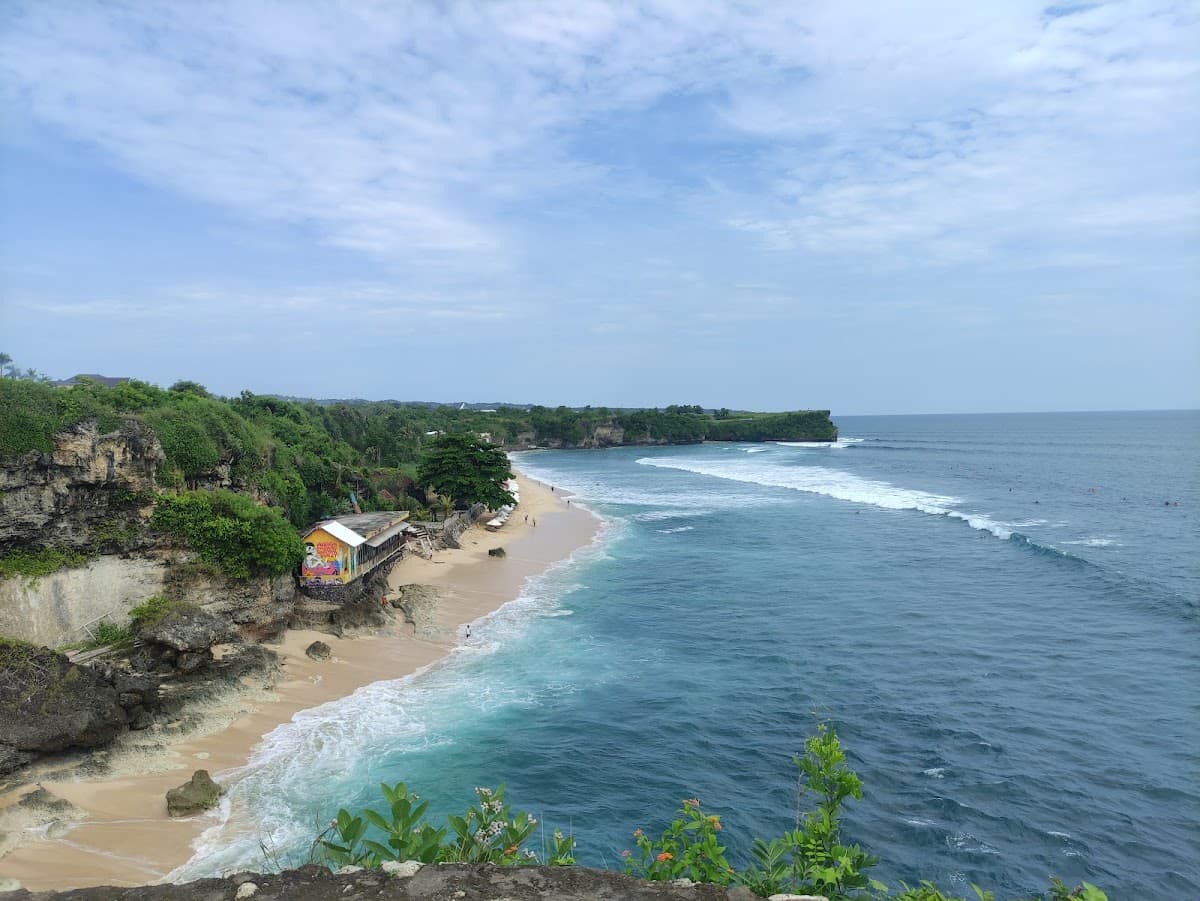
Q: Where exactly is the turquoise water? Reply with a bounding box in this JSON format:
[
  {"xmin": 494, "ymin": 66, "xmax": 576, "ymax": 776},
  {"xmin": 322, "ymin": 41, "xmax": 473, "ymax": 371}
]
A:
[{"xmin": 177, "ymin": 411, "xmax": 1199, "ymax": 900}]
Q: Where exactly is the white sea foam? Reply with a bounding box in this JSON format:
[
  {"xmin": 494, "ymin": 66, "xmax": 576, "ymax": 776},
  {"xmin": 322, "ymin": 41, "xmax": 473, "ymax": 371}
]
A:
[
  {"xmin": 923, "ymin": 767, "xmax": 947, "ymax": 778},
  {"xmin": 744, "ymin": 447, "xmax": 767, "ymax": 453},
  {"xmin": 1066, "ymin": 537, "xmax": 1119, "ymax": 547},
  {"xmin": 777, "ymin": 437, "xmax": 865, "ymax": 449},
  {"xmin": 630, "ymin": 509, "xmax": 711, "ymax": 522},
  {"xmin": 635, "ymin": 456, "xmax": 1037, "ymax": 543},
  {"xmin": 656, "ymin": 526, "xmax": 695, "ymax": 534}
]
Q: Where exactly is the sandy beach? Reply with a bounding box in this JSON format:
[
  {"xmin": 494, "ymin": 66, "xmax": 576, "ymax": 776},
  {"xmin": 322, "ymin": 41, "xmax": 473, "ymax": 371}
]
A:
[{"xmin": 0, "ymin": 470, "xmax": 596, "ymax": 891}]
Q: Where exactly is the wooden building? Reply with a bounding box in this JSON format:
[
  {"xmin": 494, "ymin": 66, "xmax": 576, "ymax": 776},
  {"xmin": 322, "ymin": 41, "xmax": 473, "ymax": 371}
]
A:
[{"xmin": 300, "ymin": 511, "xmax": 411, "ymax": 587}]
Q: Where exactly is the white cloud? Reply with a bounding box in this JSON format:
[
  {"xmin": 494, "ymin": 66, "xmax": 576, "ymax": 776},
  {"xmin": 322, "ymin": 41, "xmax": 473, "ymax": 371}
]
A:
[{"xmin": 1, "ymin": 0, "xmax": 1196, "ymax": 278}]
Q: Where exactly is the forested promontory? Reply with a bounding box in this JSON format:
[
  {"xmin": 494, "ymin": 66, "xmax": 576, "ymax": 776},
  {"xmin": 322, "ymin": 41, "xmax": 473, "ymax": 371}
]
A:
[{"xmin": 0, "ymin": 376, "xmax": 835, "ymax": 530}]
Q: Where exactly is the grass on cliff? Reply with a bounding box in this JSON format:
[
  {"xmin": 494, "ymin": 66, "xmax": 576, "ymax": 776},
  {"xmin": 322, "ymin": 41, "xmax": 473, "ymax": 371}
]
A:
[
  {"xmin": 127, "ymin": 594, "xmax": 198, "ymax": 630},
  {"xmin": 0, "ymin": 547, "xmax": 91, "ymax": 582}
]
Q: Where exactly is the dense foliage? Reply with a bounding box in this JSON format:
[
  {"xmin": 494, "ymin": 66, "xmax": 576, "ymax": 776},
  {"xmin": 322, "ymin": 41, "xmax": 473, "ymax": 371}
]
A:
[
  {"xmin": 318, "ymin": 725, "xmax": 1105, "ymax": 900},
  {"xmin": 151, "ymin": 490, "xmax": 304, "ymax": 578},
  {"xmin": 416, "ymin": 433, "xmax": 514, "ymax": 509},
  {"xmin": 1, "ymin": 368, "xmax": 834, "ymax": 539}
]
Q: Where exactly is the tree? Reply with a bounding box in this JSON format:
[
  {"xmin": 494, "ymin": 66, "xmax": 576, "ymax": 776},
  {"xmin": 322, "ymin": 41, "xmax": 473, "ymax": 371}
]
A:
[{"xmin": 417, "ymin": 433, "xmax": 514, "ymax": 510}]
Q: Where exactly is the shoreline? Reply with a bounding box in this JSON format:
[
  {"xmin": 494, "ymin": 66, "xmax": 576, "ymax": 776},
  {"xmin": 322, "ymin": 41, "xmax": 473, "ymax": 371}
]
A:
[{"xmin": 0, "ymin": 470, "xmax": 597, "ymax": 891}]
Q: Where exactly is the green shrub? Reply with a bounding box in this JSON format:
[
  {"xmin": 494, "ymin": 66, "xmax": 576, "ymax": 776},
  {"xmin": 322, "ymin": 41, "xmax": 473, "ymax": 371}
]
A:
[
  {"xmin": 316, "ymin": 782, "xmax": 575, "ymax": 870},
  {"xmin": 737, "ymin": 725, "xmax": 884, "ymax": 899},
  {"xmin": 151, "ymin": 490, "xmax": 303, "ymax": 579},
  {"xmin": 623, "ymin": 797, "xmax": 734, "ymax": 885},
  {"xmin": 127, "ymin": 594, "xmax": 181, "ymax": 629}
]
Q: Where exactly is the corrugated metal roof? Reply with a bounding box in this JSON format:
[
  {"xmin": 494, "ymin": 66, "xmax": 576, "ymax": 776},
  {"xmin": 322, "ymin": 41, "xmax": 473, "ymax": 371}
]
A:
[
  {"xmin": 314, "ymin": 520, "xmax": 366, "ymax": 547},
  {"xmin": 365, "ymin": 522, "xmax": 413, "ymax": 548}
]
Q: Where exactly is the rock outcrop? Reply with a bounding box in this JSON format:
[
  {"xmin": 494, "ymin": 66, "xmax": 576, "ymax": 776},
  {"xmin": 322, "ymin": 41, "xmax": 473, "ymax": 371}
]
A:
[
  {"xmin": 391, "ymin": 584, "xmax": 441, "ymax": 639},
  {"xmin": 0, "ymin": 644, "xmax": 127, "ymax": 758},
  {"xmin": 139, "ymin": 607, "xmax": 239, "ymax": 653},
  {"xmin": 305, "ymin": 640, "xmax": 332, "ymax": 660},
  {"xmin": 0, "ymin": 864, "xmax": 750, "ymax": 899},
  {"xmin": 165, "ymin": 769, "xmax": 223, "ymax": 817}
]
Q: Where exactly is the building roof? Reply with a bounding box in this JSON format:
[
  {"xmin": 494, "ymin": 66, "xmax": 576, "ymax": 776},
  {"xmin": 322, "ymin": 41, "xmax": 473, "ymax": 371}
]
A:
[
  {"xmin": 305, "ymin": 511, "xmax": 411, "ymax": 548},
  {"xmin": 51, "ymin": 374, "xmax": 132, "ymax": 388},
  {"xmin": 313, "ymin": 520, "xmax": 366, "ymax": 547},
  {"xmin": 334, "ymin": 511, "xmax": 410, "ymax": 537}
]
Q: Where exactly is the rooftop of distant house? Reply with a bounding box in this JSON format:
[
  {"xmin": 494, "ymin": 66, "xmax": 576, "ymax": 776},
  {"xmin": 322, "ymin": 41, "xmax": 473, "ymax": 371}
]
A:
[{"xmin": 51, "ymin": 374, "xmax": 132, "ymax": 388}]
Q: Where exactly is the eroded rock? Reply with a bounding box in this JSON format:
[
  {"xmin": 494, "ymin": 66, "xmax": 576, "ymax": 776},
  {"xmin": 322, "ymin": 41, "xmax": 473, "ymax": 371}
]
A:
[
  {"xmin": 140, "ymin": 607, "xmax": 238, "ymax": 652},
  {"xmin": 166, "ymin": 769, "xmax": 223, "ymax": 817},
  {"xmin": 305, "ymin": 640, "xmax": 332, "ymax": 660},
  {"xmin": 0, "ymin": 643, "xmax": 126, "ymax": 754},
  {"xmin": 0, "ymin": 863, "xmax": 752, "ymax": 899}
]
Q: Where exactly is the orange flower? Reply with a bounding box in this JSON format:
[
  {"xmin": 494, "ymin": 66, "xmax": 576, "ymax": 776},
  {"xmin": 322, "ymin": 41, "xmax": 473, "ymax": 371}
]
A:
[
  {"xmin": 707, "ymin": 815, "xmax": 722, "ymax": 830},
  {"xmin": 505, "ymin": 844, "xmax": 518, "ymax": 854},
  {"xmin": 656, "ymin": 852, "xmax": 673, "ymax": 862},
  {"xmin": 685, "ymin": 797, "xmax": 699, "ymax": 808},
  {"xmin": 632, "ymin": 828, "xmax": 643, "ymax": 838}
]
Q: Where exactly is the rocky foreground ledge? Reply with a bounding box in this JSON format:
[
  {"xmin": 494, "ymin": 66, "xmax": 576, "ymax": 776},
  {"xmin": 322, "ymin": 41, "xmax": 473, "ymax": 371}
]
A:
[{"xmin": 0, "ymin": 863, "xmax": 819, "ymax": 901}]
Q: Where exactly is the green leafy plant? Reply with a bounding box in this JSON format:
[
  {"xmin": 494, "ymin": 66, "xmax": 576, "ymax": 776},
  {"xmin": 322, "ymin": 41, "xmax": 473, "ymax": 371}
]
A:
[
  {"xmin": 738, "ymin": 724, "xmax": 885, "ymax": 899},
  {"xmin": 1045, "ymin": 877, "xmax": 1108, "ymax": 901},
  {"xmin": 315, "ymin": 782, "xmax": 570, "ymax": 871},
  {"xmin": 622, "ymin": 797, "xmax": 734, "ymax": 885},
  {"xmin": 318, "ymin": 783, "xmax": 447, "ymax": 868},
  {"xmin": 444, "ymin": 785, "xmax": 541, "ymax": 864},
  {"xmin": 891, "ymin": 882, "xmax": 996, "ymax": 901}
]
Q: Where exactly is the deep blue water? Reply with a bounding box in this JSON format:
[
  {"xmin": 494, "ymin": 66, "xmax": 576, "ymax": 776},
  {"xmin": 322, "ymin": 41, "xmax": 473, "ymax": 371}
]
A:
[{"xmin": 178, "ymin": 411, "xmax": 1199, "ymax": 900}]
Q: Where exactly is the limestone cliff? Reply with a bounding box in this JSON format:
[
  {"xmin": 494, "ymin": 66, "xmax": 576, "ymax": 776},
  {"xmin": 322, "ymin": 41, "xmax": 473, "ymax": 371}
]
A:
[{"xmin": 0, "ymin": 419, "xmax": 161, "ymax": 552}]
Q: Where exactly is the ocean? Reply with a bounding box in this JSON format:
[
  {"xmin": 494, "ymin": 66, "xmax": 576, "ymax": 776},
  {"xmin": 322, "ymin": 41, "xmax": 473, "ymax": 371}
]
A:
[{"xmin": 176, "ymin": 410, "xmax": 1199, "ymax": 900}]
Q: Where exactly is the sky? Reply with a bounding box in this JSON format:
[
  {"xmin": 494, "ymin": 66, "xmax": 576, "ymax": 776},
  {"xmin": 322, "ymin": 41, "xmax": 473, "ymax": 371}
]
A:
[{"xmin": 1, "ymin": 1, "xmax": 1197, "ymax": 415}]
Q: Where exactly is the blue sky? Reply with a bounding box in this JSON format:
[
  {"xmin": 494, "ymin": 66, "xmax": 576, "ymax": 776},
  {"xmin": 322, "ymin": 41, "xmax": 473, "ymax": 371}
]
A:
[{"xmin": 1, "ymin": 0, "xmax": 1197, "ymax": 414}]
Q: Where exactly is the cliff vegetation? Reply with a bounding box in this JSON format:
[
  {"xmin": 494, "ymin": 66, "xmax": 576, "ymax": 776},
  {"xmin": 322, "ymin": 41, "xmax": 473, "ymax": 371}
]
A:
[{"xmin": 0, "ymin": 370, "xmax": 835, "ymax": 547}]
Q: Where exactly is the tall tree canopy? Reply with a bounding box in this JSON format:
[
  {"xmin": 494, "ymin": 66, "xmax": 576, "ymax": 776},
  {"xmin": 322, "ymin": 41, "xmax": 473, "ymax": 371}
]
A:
[{"xmin": 416, "ymin": 433, "xmax": 514, "ymax": 510}]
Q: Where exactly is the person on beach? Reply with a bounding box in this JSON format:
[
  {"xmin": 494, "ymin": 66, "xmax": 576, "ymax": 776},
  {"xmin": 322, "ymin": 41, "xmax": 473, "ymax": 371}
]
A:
[
  {"xmin": 466, "ymin": 624, "xmax": 471, "ymax": 640},
  {"xmin": 532, "ymin": 517, "xmax": 537, "ymax": 527}
]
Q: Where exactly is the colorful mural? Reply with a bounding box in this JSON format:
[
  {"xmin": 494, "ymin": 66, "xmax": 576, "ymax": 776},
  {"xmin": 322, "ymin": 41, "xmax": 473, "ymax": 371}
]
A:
[{"xmin": 301, "ymin": 531, "xmax": 346, "ymax": 585}]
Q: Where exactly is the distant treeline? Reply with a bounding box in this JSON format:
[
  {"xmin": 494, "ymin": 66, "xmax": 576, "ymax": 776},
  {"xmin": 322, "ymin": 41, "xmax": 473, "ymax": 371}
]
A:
[{"xmin": 0, "ymin": 376, "xmax": 835, "ymax": 527}]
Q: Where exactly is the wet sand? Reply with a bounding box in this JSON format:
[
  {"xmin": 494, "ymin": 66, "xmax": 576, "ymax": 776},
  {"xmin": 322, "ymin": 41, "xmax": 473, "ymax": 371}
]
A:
[{"xmin": 0, "ymin": 470, "xmax": 596, "ymax": 890}]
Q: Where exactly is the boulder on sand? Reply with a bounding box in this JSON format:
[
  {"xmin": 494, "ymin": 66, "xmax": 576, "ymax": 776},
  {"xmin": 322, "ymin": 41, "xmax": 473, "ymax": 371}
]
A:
[
  {"xmin": 305, "ymin": 640, "xmax": 332, "ymax": 660},
  {"xmin": 166, "ymin": 769, "xmax": 223, "ymax": 817}
]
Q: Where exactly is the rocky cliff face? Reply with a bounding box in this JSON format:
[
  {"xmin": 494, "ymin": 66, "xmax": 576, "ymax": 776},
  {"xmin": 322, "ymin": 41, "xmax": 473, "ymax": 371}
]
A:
[
  {"xmin": 0, "ymin": 863, "xmax": 757, "ymax": 899},
  {"xmin": 0, "ymin": 552, "xmax": 296, "ymax": 648},
  {"xmin": 0, "ymin": 419, "xmax": 162, "ymax": 551}
]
